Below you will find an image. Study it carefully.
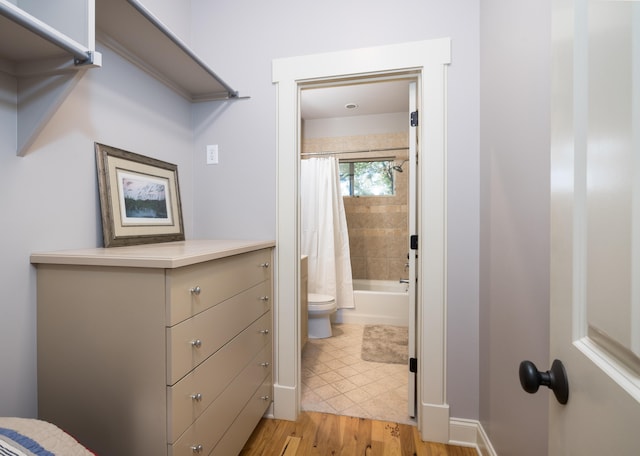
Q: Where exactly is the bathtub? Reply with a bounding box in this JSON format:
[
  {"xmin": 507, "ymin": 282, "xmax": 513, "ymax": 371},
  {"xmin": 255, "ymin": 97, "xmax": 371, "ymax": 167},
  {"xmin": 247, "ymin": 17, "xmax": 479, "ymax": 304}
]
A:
[{"xmin": 334, "ymin": 279, "xmax": 409, "ymax": 326}]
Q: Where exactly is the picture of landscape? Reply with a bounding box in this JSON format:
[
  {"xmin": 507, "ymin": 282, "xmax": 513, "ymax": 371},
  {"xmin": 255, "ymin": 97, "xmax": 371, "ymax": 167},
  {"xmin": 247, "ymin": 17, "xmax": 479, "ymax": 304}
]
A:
[
  {"xmin": 96, "ymin": 142, "xmax": 184, "ymax": 246},
  {"xmin": 120, "ymin": 174, "xmax": 170, "ymax": 221}
]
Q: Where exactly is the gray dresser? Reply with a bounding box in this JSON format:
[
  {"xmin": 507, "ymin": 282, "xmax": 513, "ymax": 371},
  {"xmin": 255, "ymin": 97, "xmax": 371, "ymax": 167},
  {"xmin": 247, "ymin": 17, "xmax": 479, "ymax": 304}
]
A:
[{"xmin": 32, "ymin": 240, "xmax": 275, "ymax": 456}]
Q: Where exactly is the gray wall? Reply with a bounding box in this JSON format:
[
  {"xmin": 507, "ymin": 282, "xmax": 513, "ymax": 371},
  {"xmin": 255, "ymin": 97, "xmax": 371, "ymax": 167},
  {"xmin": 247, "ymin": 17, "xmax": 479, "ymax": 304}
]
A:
[
  {"xmin": 0, "ymin": 45, "xmax": 194, "ymax": 416},
  {"xmin": 1, "ymin": 3, "xmax": 554, "ymax": 453},
  {"xmin": 479, "ymin": 0, "xmax": 551, "ymax": 454},
  {"xmin": 190, "ymin": 0, "xmax": 481, "ymax": 419}
]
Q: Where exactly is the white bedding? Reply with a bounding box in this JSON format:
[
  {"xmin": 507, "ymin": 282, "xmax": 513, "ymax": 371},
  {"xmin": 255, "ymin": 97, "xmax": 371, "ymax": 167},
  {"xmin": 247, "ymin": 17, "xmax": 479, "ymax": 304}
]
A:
[{"xmin": 0, "ymin": 418, "xmax": 94, "ymax": 456}]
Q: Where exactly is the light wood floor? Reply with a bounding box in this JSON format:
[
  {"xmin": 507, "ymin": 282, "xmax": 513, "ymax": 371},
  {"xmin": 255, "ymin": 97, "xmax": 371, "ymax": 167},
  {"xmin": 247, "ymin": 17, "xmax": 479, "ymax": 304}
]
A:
[{"xmin": 240, "ymin": 411, "xmax": 478, "ymax": 455}]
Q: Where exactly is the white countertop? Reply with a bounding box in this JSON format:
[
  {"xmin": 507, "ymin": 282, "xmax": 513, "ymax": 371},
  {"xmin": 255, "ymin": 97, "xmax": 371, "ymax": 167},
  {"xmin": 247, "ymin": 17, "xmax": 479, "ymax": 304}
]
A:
[{"xmin": 31, "ymin": 239, "xmax": 276, "ymax": 269}]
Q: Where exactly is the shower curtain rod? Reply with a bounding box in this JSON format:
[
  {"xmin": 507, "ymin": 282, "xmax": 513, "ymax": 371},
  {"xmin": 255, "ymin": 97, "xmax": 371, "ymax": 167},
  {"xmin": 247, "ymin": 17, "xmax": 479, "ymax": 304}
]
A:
[{"xmin": 300, "ymin": 146, "xmax": 408, "ymax": 157}]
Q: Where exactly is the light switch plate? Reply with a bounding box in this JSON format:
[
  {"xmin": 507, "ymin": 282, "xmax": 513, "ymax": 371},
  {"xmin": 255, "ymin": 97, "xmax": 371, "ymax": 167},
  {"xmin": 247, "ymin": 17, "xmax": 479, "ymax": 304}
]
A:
[{"xmin": 206, "ymin": 144, "xmax": 218, "ymax": 164}]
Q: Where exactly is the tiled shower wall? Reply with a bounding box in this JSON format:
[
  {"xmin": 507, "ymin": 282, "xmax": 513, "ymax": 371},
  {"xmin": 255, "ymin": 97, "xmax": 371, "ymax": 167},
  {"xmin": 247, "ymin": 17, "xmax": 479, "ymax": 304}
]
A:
[{"xmin": 302, "ymin": 133, "xmax": 409, "ymax": 281}]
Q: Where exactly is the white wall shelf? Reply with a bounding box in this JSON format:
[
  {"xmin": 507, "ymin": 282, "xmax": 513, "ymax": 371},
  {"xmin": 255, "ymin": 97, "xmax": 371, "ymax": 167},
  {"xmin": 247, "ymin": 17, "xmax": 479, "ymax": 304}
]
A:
[
  {"xmin": 96, "ymin": 0, "xmax": 239, "ymax": 103},
  {"xmin": 0, "ymin": 1, "xmax": 99, "ymax": 73},
  {"xmin": 1, "ymin": 0, "xmax": 240, "ymax": 156},
  {"xmin": 0, "ymin": 0, "xmax": 101, "ymax": 156}
]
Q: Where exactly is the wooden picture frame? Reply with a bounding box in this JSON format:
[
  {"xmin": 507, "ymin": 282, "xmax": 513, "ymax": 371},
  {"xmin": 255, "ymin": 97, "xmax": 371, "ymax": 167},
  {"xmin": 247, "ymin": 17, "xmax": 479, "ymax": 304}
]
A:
[{"xmin": 95, "ymin": 143, "xmax": 184, "ymax": 247}]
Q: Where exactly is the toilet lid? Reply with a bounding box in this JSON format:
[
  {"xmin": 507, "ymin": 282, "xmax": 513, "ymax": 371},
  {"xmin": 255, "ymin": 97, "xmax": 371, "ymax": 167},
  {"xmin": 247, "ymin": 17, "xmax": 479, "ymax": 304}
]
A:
[{"xmin": 308, "ymin": 293, "xmax": 334, "ymax": 304}]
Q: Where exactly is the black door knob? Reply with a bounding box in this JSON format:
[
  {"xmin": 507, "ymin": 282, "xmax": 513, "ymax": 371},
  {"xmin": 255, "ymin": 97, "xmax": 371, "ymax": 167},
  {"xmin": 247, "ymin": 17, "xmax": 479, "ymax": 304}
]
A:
[{"xmin": 519, "ymin": 359, "xmax": 569, "ymax": 404}]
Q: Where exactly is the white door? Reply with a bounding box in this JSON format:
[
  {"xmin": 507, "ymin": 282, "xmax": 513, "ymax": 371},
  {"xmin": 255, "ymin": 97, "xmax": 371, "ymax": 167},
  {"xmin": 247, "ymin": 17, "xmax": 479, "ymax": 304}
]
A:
[
  {"xmin": 407, "ymin": 80, "xmax": 418, "ymax": 418},
  {"xmin": 549, "ymin": 0, "xmax": 640, "ymax": 453}
]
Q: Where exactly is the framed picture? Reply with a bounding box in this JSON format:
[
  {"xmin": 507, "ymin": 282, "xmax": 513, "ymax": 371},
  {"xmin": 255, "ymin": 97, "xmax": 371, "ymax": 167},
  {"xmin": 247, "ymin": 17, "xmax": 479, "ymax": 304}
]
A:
[{"xmin": 95, "ymin": 143, "xmax": 185, "ymax": 247}]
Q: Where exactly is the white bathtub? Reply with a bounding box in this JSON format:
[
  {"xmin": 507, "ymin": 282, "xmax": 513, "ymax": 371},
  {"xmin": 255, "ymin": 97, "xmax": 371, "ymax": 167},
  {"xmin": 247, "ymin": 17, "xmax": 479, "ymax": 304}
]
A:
[{"xmin": 335, "ymin": 279, "xmax": 409, "ymax": 326}]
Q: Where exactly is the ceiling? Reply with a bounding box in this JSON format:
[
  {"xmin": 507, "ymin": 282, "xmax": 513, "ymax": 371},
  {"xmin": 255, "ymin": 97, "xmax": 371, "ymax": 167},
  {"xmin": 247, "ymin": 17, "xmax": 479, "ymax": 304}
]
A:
[{"xmin": 300, "ymin": 79, "xmax": 411, "ymax": 120}]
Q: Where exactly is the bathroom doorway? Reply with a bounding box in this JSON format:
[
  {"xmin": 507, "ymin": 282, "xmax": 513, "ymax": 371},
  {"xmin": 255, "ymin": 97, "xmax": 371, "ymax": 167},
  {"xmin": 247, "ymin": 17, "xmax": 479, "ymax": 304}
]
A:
[
  {"xmin": 272, "ymin": 38, "xmax": 451, "ymax": 442},
  {"xmin": 299, "ymin": 77, "xmax": 418, "ymax": 423}
]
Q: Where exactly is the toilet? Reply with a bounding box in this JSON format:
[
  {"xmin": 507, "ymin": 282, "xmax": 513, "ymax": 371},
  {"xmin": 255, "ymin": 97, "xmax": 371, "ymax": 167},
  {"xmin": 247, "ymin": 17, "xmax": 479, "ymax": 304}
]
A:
[{"xmin": 307, "ymin": 293, "xmax": 337, "ymax": 339}]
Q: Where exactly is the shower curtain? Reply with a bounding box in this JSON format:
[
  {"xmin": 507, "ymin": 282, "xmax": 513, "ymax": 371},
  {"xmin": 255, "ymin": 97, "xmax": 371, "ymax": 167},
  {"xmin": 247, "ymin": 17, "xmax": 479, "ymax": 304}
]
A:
[{"xmin": 301, "ymin": 157, "xmax": 355, "ymax": 309}]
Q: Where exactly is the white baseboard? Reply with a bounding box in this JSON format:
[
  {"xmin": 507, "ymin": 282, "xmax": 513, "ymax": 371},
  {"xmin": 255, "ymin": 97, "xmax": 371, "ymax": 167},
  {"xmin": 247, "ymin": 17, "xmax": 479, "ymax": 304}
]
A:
[
  {"xmin": 272, "ymin": 383, "xmax": 298, "ymax": 421},
  {"xmin": 449, "ymin": 418, "xmax": 497, "ymax": 456},
  {"xmin": 420, "ymin": 402, "xmax": 450, "ymax": 442}
]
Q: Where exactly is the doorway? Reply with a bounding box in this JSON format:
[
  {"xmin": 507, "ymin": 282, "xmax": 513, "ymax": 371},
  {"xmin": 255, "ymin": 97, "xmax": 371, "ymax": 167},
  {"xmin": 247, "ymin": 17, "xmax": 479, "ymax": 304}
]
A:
[
  {"xmin": 272, "ymin": 38, "xmax": 451, "ymax": 442},
  {"xmin": 298, "ymin": 78, "xmax": 416, "ymax": 423}
]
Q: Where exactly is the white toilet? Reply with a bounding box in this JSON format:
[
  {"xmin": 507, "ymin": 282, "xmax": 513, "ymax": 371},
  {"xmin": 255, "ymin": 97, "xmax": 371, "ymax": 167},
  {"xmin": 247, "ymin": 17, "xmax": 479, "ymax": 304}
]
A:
[{"xmin": 307, "ymin": 293, "xmax": 337, "ymax": 339}]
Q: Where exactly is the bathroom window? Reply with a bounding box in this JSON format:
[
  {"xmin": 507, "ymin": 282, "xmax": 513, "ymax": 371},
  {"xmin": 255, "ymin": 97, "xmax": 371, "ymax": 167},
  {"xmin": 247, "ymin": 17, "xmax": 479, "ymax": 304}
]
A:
[{"xmin": 339, "ymin": 160, "xmax": 394, "ymax": 197}]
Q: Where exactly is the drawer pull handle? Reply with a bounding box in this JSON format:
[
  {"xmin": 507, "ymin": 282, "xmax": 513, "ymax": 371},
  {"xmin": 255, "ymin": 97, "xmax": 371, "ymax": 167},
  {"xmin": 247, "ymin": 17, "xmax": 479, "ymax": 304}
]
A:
[
  {"xmin": 260, "ymin": 395, "xmax": 270, "ymax": 401},
  {"xmin": 260, "ymin": 362, "xmax": 270, "ymax": 367},
  {"xmin": 259, "ymin": 329, "xmax": 270, "ymax": 335},
  {"xmin": 190, "ymin": 444, "xmax": 203, "ymax": 453},
  {"xmin": 190, "ymin": 286, "xmax": 201, "ymax": 296},
  {"xmin": 260, "ymin": 262, "xmax": 270, "ymax": 268},
  {"xmin": 260, "ymin": 296, "xmax": 270, "ymax": 302},
  {"xmin": 191, "ymin": 393, "xmax": 203, "ymax": 401},
  {"xmin": 191, "ymin": 339, "xmax": 202, "ymax": 348}
]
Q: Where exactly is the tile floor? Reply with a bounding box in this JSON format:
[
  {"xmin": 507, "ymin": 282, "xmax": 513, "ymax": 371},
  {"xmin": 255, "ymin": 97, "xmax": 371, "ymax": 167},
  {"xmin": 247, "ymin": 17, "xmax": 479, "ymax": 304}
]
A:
[{"xmin": 300, "ymin": 323, "xmax": 414, "ymax": 425}]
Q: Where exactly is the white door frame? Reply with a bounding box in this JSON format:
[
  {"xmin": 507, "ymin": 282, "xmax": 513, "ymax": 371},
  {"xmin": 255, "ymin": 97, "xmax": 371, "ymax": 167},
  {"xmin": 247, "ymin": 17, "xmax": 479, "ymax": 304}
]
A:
[
  {"xmin": 272, "ymin": 38, "xmax": 451, "ymax": 442},
  {"xmin": 408, "ymin": 79, "xmax": 418, "ymax": 418}
]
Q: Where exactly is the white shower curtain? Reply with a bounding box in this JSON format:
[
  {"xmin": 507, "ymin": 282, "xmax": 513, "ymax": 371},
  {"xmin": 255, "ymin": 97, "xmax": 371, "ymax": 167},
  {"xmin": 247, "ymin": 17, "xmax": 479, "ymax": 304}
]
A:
[{"xmin": 301, "ymin": 157, "xmax": 355, "ymax": 309}]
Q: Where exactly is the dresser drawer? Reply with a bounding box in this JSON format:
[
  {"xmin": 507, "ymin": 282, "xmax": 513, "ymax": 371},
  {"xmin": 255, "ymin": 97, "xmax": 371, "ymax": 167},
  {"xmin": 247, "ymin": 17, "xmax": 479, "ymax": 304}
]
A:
[
  {"xmin": 166, "ymin": 248, "xmax": 272, "ymax": 326},
  {"xmin": 210, "ymin": 376, "xmax": 273, "ymax": 456},
  {"xmin": 167, "ymin": 312, "xmax": 272, "ymax": 442},
  {"xmin": 167, "ymin": 350, "xmax": 272, "ymax": 456},
  {"xmin": 166, "ymin": 281, "xmax": 271, "ymax": 385}
]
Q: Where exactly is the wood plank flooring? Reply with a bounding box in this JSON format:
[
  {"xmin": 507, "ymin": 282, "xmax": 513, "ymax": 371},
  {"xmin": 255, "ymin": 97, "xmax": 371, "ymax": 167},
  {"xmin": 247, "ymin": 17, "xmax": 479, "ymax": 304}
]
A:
[{"xmin": 240, "ymin": 411, "xmax": 478, "ymax": 455}]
